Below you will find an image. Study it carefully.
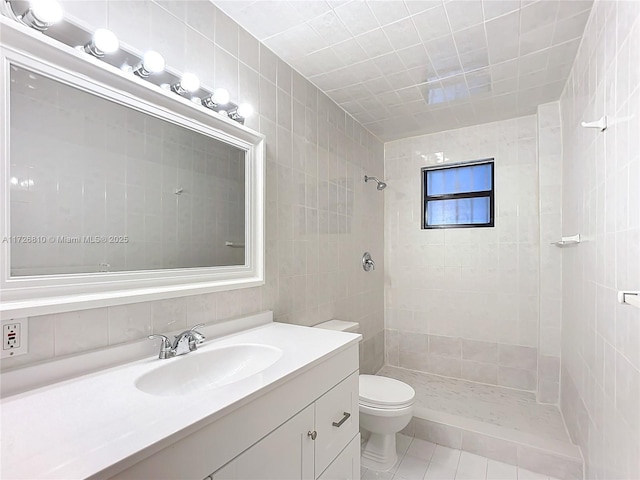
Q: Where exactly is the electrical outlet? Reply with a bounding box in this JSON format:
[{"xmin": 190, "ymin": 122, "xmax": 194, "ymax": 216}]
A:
[{"xmin": 1, "ymin": 318, "xmax": 28, "ymax": 358}]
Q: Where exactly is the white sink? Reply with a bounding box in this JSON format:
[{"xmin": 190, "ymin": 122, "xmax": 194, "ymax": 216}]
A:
[{"xmin": 135, "ymin": 344, "xmax": 283, "ymax": 396}]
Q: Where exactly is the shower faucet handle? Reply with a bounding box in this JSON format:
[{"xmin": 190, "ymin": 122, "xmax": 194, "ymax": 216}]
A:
[{"xmin": 362, "ymin": 252, "xmax": 375, "ymax": 271}]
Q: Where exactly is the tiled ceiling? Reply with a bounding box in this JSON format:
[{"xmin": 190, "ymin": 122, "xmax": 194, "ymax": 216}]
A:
[{"xmin": 215, "ymin": 0, "xmax": 593, "ymax": 141}]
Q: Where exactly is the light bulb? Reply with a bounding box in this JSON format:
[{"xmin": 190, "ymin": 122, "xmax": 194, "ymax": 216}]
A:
[
  {"xmin": 142, "ymin": 51, "xmax": 165, "ymax": 74},
  {"xmin": 20, "ymin": 0, "xmax": 63, "ymax": 30},
  {"xmin": 93, "ymin": 28, "xmax": 119, "ymax": 54},
  {"xmin": 83, "ymin": 28, "xmax": 119, "ymax": 57},
  {"xmin": 30, "ymin": 0, "xmax": 63, "ymax": 23},
  {"xmin": 133, "ymin": 51, "xmax": 165, "ymax": 77},
  {"xmin": 237, "ymin": 103, "xmax": 254, "ymax": 118},
  {"xmin": 179, "ymin": 73, "xmax": 200, "ymax": 93},
  {"xmin": 133, "ymin": 50, "xmax": 164, "ymax": 78},
  {"xmin": 212, "ymin": 88, "xmax": 230, "ymax": 105}
]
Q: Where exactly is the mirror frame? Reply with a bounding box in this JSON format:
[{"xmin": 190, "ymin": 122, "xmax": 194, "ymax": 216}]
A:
[{"xmin": 0, "ymin": 18, "xmax": 265, "ymax": 320}]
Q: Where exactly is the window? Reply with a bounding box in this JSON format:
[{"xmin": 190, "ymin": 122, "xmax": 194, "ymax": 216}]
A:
[{"xmin": 422, "ymin": 159, "xmax": 494, "ymax": 229}]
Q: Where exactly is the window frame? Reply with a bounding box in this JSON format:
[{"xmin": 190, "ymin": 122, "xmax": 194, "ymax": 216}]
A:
[{"xmin": 421, "ymin": 158, "xmax": 495, "ymax": 230}]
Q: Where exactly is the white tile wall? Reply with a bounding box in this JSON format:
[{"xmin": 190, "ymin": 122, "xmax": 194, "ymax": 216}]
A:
[
  {"xmin": 384, "ymin": 116, "xmax": 541, "ymax": 390},
  {"xmin": 558, "ymin": 1, "xmax": 640, "ymax": 479},
  {"xmin": 1, "ymin": 0, "xmax": 385, "ymax": 374}
]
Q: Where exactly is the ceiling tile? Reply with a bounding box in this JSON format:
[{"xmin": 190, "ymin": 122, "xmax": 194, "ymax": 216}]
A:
[
  {"xmin": 518, "ymin": 50, "xmax": 550, "ymax": 75},
  {"xmin": 412, "ymin": 5, "xmax": 452, "ymax": 41},
  {"xmin": 226, "ymin": 1, "xmax": 305, "ymax": 40},
  {"xmin": 362, "ymin": 76, "xmax": 394, "ymax": 95},
  {"xmin": 326, "ymin": 83, "xmax": 371, "ymax": 102},
  {"xmin": 424, "ymin": 34, "xmax": 458, "ymax": 63},
  {"xmin": 466, "ymin": 68, "xmax": 491, "ymax": 88},
  {"xmin": 404, "ymin": 0, "xmax": 443, "ymax": 15},
  {"xmin": 382, "ymin": 18, "xmax": 422, "ymax": 50},
  {"xmin": 407, "ymin": 64, "xmax": 438, "ymax": 84},
  {"xmin": 556, "ymin": 0, "xmax": 593, "ymax": 19},
  {"xmin": 551, "ymin": 10, "xmax": 590, "ymax": 45},
  {"xmin": 287, "ymin": 1, "xmax": 332, "ymax": 21},
  {"xmin": 431, "ymin": 55, "xmax": 464, "ymax": 78},
  {"xmin": 215, "ymin": 0, "xmax": 593, "ymax": 141},
  {"xmin": 355, "ymin": 28, "xmax": 395, "ymax": 58},
  {"xmin": 395, "ymin": 86, "xmax": 426, "ymax": 103},
  {"xmin": 486, "ymin": 11, "xmax": 520, "ymax": 63},
  {"xmin": 460, "ymin": 48, "xmax": 490, "ymax": 72},
  {"xmin": 372, "ymin": 52, "xmax": 407, "ymax": 76},
  {"xmin": 491, "ymin": 59, "xmax": 519, "ymax": 80},
  {"xmin": 518, "ymin": 70, "xmax": 547, "ymax": 90},
  {"xmin": 368, "ymin": 0, "xmax": 411, "ymax": 26},
  {"xmin": 481, "ymin": 0, "xmax": 520, "ymax": 21},
  {"xmin": 310, "ymin": 66, "xmax": 359, "ymax": 90},
  {"xmin": 520, "ymin": 1, "xmax": 560, "ymax": 34},
  {"xmin": 386, "ymin": 70, "xmax": 418, "ymax": 90},
  {"xmin": 492, "ymin": 77, "xmax": 518, "ymax": 95},
  {"xmin": 396, "ymin": 44, "xmax": 431, "ymax": 69},
  {"xmin": 334, "ymin": 1, "xmax": 379, "ymax": 36},
  {"xmin": 291, "ymin": 47, "xmax": 345, "ymax": 77},
  {"xmin": 308, "ymin": 10, "xmax": 352, "ymax": 44},
  {"xmin": 453, "ymin": 23, "xmax": 488, "ymax": 56},
  {"xmin": 444, "ymin": 0, "xmax": 485, "ymax": 31},
  {"xmin": 519, "ymin": 23, "xmax": 554, "ymax": 56},
  {"xmin": 547, "ymin": 39, "xmax": 580, "ymax": 66},
  {"xmin": 263, "ymin": 22, "xmax": 327, "ymax": 59},
  {"xmin": 331, "ymin": 38, "xmax": 368, "ymax": 64},
  {"xmin": 346, "ymin": 59, "xmax": 384, "ymax": 82}
]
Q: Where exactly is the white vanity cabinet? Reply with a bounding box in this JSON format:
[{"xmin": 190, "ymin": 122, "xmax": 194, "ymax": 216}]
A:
[
  {"xmin": 209, "ymin": 372, "xmax": 359, "ymax": 480},
  {"xmin": 106, "ymin": 339, "xmax": 360, "ymax": 480}
]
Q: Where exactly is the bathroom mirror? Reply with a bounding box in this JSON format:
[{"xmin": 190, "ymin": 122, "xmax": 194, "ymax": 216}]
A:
[
  {"xmin": 0, "ymin": 21, "xmax": 264, "ymax": 319},
  {"xmin": 9, "ymin": 65, "xmax": 246, "ymax": 275}
]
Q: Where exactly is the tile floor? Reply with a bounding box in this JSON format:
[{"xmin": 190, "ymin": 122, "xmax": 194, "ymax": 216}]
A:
[{"xmin": 361, "ymin": 435, "xmax": 564, "ymax": 480}]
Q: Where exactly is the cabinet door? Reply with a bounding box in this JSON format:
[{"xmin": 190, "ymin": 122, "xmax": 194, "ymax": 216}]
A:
[
  {"xmin": 317, "ymin": 434, "xmax": 360, "ymax": 480},
  {"xmin": 230, "ymin": 404, "xmax": 314, "ymax": 480},
  {"xmin": 314, "ymin": 372, "xmax": 359, "ymax": 476}
]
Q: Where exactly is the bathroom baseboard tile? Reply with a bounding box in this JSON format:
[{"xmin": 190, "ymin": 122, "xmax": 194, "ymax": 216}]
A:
[{"xmin": 408, "ymin": 408, "xmax": 583, "ymax": 480}]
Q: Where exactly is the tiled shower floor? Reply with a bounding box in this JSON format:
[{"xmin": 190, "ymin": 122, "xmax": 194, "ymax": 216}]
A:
[{"xmin": 378, "ymin": 366, "xmax": 571, "ymax": 443}]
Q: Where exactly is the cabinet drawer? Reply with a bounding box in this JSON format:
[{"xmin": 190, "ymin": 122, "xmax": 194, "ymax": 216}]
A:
[
  {"xmin": 315, "ymin": 371, "xmax": 359, "ymax": 476},
  {"xmin": 317, "ymin": 434, "xmax": 360, "ymax": 480}
]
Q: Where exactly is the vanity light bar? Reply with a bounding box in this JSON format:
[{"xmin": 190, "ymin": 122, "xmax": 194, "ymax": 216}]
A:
[{"xmin": 0, "ymin": 0, "xmax": 254, "ymax": 124}]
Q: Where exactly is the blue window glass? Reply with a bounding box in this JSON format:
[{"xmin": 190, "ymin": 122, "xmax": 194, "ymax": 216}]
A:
[{"xmin": 422, "ymin": 160, "xmax": 494, "ymax": 229}]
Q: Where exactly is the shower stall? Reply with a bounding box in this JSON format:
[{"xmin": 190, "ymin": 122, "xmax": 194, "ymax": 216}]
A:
[{"xmin": 380, "ymin": 111, "xmax": 583, "ymax": 480}]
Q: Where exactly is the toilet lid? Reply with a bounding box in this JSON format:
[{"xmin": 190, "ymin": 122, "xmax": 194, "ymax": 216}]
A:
[{"xmin": 359, "ymin": 375, "xmax": 415, "ymax": 408}]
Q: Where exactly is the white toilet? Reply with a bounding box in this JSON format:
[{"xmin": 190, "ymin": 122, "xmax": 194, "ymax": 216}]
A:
[
  {"xmin": 359, "ymin": 374, "xmax": 415, "ymax": 470},
  {"xmin": 314, "ymin": 320, "xmax": 416, "ymax": 472}
]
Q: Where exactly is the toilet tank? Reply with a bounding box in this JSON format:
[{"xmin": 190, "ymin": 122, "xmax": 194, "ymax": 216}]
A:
[{"xmin": 313, "ymin": 319, "xmax": 360, "ymax": 333}]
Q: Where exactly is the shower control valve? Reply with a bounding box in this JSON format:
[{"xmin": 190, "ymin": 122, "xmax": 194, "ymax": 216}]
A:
[{"xmin": 362, "ymin": 252, "xmax": 375, "ymax": 272}]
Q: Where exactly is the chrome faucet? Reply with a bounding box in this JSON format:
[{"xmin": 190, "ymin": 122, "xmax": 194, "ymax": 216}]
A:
[{"xmin": 148, "ymin": 324, "xmax": 206, "ymax": 359}]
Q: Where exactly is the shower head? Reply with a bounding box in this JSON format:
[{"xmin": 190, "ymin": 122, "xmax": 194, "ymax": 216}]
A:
[{"xmin": 364, "ymin": 175, "xmax": 387, "ymax": 190}]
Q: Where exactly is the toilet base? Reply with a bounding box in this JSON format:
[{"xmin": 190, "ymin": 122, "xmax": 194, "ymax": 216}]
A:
[{"xmin": 361, "ymin": 432, "xmax": 398, "ymax": 472}]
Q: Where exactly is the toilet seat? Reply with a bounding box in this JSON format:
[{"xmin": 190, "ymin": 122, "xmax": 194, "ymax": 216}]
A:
[{"xmin": 359, "ymin": 375, "xmax": 415, "ymax": 409}]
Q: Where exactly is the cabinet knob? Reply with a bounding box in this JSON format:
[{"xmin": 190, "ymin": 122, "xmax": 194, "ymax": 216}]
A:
[{"xmin": 307, "ymin": 430, "xmax": 317, "ymax": 440}]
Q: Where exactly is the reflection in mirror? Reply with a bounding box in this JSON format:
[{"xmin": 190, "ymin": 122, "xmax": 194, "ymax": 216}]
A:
[{"xmin": 9, "ymin": 64, "xmax": 246, "ymax": 276}]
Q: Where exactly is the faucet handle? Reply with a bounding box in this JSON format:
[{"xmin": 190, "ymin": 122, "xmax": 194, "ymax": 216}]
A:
[
  {"xmin": 189, "ymin": 323, "xmax": 206, "ymax": 344},
  {"xmin": 148, "ymin": 334, "xmax": 172, "ymax": 359}
]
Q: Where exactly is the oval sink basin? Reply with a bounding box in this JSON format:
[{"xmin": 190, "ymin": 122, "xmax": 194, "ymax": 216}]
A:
[{"xmin": 136, "ymin": 344, "xmax": 283, "ymax": 397}]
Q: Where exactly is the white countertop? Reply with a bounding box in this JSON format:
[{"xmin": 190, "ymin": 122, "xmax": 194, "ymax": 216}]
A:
[{"xmin": 0, "ymin": 321, "xmax": 360, "ymax": 480}]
